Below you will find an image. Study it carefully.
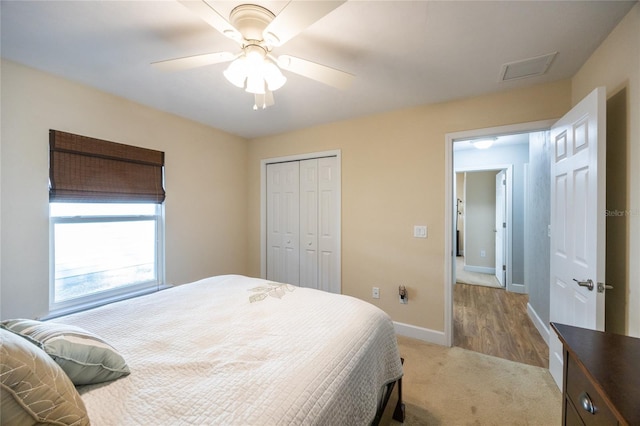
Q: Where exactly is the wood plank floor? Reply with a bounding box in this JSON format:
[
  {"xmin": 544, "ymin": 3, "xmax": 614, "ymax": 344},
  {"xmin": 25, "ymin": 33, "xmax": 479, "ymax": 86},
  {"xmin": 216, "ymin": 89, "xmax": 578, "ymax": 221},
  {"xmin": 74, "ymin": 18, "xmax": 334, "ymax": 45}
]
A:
[{"xmin": 453, "ymin": 282, "xmax": 549, "ymax": 368}]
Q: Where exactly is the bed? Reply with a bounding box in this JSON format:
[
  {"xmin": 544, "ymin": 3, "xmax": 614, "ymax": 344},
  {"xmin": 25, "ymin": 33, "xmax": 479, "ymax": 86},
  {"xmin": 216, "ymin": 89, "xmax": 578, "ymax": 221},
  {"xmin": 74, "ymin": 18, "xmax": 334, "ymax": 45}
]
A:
[{"xmin": 2, "ymin": 275, "xmax": 404, "ymax": 425}]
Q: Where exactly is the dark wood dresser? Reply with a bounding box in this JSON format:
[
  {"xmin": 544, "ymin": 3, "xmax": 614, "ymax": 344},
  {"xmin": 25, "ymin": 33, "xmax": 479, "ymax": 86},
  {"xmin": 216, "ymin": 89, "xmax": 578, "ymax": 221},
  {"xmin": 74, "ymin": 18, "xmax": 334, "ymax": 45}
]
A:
[{"xmin": 551, "ymin": 322, "xmax": 640, "ymax": 426}]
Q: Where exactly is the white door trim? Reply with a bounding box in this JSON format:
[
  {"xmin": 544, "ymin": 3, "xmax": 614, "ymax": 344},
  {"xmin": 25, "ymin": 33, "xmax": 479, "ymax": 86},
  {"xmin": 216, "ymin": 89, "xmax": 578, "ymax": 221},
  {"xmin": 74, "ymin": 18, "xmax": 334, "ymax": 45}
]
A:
[
  {"xmin": 495, "ymin": 170, "xmax": 507, "ymax": 288},
  {"xmin": 444, "ymin": 120, "xmax": 556, "ymax": 347},
  {"xmin": 260, "ymin": 150, "xmax": 341, "ymax": 290}
]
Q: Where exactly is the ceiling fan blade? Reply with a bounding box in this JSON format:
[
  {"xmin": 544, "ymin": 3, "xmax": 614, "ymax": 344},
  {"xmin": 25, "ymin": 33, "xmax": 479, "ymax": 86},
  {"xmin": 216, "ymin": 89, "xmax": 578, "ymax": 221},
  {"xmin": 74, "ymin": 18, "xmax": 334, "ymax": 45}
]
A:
[
  {"xmin": 151, "ymin": 51, "xmax": 235, "ymax": 71},
  {"xmin": 277, "ymin": 55, "xmax": 354, "ymax": 90},
  {"xmin": 178, "ymin": 0, "xmax": 241, "ymax": 42},
  {"xmin": 263, "ymin": 1, "xmax": 345, "ymax": 47}
]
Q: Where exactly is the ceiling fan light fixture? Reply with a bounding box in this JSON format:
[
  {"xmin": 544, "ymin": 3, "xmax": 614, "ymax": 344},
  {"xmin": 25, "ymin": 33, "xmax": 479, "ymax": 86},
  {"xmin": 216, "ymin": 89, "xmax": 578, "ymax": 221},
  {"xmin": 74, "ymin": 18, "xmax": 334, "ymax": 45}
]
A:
[
  {"xmin": 224, "ymin": 50, "xmax": 286, "ymax": 97},
  {"xmin": 245, "ymin": 45, "xmax": 265, "ymax": 65},
  {"xmin": 245, "ymin": 72, "xmax": 266, "ymax": 95},
  {"xmin": 223, "ymin": 56, "xmax": 248, "ymax": 88},
  {"xmin": 166, "ymin": 1, "xmax": 353, "ymax": 111},
  {"xmin": 263, "ymin": 60, "xmax": 286, "ymax": 91}
]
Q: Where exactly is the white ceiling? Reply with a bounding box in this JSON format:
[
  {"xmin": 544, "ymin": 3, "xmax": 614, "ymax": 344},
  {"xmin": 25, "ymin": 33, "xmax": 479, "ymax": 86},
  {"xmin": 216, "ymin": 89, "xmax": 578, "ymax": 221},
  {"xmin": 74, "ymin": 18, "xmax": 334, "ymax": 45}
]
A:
[{"xmin": 1, "ymin": 0, "xmax": 636, "ymax": 139}]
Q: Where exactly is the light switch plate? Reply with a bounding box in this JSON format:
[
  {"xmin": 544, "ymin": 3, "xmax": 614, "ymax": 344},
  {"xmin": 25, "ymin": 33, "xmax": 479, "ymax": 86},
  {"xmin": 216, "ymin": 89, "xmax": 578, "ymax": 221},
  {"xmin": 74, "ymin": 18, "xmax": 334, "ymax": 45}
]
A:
[{"xmin": 413, "ymin": 225, "xmax": 427, "ymax": 238}]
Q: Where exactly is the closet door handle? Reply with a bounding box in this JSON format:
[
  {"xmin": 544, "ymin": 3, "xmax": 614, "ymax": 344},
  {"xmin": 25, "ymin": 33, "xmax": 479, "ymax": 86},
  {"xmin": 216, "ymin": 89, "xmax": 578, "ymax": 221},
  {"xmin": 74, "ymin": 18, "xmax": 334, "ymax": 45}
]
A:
[{"xmin": 573, "ymin": 279, "xmax": 594, "ymax": 291}]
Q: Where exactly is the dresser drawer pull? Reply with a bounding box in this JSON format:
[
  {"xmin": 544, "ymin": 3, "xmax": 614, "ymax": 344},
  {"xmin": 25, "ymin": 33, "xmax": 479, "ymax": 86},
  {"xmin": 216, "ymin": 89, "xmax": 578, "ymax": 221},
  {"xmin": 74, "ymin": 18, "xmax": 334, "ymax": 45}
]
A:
[{"xmin": 579, "ymin": 392, "xmax": 597, "ymax": 414}]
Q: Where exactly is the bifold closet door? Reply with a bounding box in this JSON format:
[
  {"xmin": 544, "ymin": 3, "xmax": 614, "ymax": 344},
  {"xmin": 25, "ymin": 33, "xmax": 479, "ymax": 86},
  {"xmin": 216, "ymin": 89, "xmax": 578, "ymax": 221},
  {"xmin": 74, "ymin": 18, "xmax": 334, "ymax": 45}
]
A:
[
  {"xmin": 266, "ymin": 157, "xmax": 340, "ymax": 293},
  {"xmin": 266, "ymin": 161, "xmax": 300, "ymax": 285},
  {"xmin": 299, "ymin": 157, "xmax": 339, "ymax": 293}
]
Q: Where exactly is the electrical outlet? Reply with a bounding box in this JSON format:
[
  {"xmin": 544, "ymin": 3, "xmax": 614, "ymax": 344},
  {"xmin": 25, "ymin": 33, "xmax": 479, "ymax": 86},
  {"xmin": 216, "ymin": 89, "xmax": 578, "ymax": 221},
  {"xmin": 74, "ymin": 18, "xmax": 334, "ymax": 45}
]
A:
[
  {"xmin": 372, "ymin": 287, "xmax": 380, "ymax": 299},
  {"xmin": 480, "ymin": 250, "xmax": 486, "ymax": 257}
]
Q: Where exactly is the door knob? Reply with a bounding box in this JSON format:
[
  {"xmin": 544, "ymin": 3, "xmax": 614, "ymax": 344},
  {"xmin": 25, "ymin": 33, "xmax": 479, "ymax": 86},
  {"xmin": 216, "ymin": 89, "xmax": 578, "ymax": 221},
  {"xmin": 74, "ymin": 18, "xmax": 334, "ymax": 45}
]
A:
[{"xmin": 573, "ymin": 278, "xmax": 594, "ymax": 291}]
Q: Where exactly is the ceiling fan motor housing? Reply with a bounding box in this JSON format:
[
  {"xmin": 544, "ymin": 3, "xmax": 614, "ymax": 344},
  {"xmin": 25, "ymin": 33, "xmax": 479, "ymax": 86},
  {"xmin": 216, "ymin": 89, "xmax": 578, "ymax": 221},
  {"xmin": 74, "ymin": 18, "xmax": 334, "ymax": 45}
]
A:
[{"xmin": 229, "ymin": 4, "xmax": 275, "ymax": 45}]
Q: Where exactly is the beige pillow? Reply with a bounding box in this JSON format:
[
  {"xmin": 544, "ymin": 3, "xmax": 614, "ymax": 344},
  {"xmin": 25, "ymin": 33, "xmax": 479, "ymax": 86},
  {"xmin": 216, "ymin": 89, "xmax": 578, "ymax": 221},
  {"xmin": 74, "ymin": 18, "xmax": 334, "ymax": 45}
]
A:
[{"xmin": 0, "ymin": 328, "xmax": 90, "ymax": 425}]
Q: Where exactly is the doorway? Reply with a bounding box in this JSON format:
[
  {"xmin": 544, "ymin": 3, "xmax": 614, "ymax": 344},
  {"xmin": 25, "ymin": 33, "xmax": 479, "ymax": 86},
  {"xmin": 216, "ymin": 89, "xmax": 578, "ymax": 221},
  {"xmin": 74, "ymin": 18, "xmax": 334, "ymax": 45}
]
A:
[
  {"xmin": 452, "ymin": 135, "xmax": 545, "ymax": 365},
  {"xmin": 444, "ymin": 120, "xmax": 556, "ymax": 350},
  {"xmin": 455, "ymin": 167, "xmax": 512, "ymax": 290}
]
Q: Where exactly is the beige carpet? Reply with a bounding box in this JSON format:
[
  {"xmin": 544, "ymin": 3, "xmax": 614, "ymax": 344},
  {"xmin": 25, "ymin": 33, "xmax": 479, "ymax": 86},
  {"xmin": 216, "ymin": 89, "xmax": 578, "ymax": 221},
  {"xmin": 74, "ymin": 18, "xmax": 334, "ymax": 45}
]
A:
[
  {"xmin": 388, "ymin": 336, "xmax": 561, "ymax": 425},
  {"xmin": 455, "ymin": 256, "xmax": 501, "ymax": 288}
]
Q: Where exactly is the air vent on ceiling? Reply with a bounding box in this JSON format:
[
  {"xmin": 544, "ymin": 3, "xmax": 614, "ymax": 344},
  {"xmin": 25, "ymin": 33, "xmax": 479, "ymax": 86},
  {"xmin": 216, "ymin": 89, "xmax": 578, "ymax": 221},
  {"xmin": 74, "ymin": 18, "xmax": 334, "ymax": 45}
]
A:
[{"xmin": 499, "ymin": 52, "xmax": 557, "ymax": 82}]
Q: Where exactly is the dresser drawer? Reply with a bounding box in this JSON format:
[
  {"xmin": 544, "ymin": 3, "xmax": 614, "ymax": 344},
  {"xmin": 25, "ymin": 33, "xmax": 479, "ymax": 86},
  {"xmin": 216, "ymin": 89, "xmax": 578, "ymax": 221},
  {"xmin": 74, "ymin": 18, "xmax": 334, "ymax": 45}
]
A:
[
  {"xmin": 565, "ymin": 395, "xmax": 585, "ymax": 426},
  {"xmin": 566, "ymin": 355, "xmax": 617, "ymax": 426}
]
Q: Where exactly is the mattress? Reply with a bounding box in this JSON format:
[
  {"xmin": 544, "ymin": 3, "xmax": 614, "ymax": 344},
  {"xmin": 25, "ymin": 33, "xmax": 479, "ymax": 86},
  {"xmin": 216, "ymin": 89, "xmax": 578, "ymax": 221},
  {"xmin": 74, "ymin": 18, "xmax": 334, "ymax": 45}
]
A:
[{"xmin": 53, "ymin": 275, "xmax": 403, "ymax": 425}]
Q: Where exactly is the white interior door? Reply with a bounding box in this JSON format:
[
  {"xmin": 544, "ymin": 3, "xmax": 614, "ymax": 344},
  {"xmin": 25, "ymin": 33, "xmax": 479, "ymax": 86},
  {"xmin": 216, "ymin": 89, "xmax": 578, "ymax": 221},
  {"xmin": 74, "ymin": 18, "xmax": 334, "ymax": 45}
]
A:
[
  {"xmin": 266, "ymin": 161, "xmax": 300, "ymax": 285},
  {"xmin": 495, "ymin": 170, "xmax": 506, "ymax": 287},
  {"xmin": 549, "ymin": 87, "xmax": 606, "ymax": 389}
]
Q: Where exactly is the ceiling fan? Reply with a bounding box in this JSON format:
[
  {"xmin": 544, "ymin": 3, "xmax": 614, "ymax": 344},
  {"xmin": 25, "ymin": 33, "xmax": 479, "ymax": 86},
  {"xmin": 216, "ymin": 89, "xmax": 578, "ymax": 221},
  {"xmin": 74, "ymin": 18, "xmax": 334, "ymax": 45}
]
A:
[{"xmin": 153, "ymin": 1, "xmax": 354, "ymax": 110}]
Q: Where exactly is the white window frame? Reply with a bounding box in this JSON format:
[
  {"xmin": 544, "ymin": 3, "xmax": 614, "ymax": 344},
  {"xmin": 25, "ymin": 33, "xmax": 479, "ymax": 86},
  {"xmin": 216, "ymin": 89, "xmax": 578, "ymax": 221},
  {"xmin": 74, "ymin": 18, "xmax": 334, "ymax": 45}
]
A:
[{"xmin": 48, "ymin": 203, "xmax": 165, "ymax": 317}]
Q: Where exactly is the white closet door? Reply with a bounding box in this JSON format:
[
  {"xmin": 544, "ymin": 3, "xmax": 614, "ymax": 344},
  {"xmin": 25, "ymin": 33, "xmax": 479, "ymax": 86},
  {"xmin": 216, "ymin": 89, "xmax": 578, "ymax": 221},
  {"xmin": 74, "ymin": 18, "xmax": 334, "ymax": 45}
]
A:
[
  {"xmin": 266, "ymin": 156, "xmax": 339, "ymax": 293},
  {"xmin": 300, "ymin": 157, "xmax": 339, "ymax": 291},
  {"xmin": 317, "ymin": 157, "xmax": 340, "ymax": 293},
  {"xmin": 299, "ymin": 159, "xmax": 319, "ymax": 289},
  {"xmin": 266, "ymin": 161, "xmax": 300, "ymax": 285}
]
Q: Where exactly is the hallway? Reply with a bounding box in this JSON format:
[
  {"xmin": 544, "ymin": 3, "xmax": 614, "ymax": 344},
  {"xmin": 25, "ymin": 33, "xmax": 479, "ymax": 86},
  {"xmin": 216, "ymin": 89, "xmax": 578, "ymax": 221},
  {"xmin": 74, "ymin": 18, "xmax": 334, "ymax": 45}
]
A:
[
  {"xmin": 455, "ymin": 256, "xmax": 501, "ymax": 288},
  {"xmin": 453, "ymin": 282, "xmax": 548, "ymax": 368}
]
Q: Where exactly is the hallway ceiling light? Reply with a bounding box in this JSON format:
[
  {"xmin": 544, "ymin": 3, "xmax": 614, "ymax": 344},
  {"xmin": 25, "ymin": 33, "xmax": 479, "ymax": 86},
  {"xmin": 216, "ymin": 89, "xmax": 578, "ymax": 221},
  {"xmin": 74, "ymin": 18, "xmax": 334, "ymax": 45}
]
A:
[{"xmin": 472, "ymin": 138, "xmax": 496, "ymax": 149}]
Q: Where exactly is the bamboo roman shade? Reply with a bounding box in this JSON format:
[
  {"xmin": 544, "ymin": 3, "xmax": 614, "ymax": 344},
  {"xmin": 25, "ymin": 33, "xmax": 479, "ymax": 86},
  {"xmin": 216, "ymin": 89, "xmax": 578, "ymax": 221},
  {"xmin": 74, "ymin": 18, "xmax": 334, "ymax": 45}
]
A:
[{"xmin": 49, "ymin": 130, "xmax": 165, "ymax": 203}]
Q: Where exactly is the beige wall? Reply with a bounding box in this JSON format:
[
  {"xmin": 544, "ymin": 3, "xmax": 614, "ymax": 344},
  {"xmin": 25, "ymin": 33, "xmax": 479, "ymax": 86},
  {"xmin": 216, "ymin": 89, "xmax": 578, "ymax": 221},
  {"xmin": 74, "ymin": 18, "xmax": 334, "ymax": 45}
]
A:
[
  {"xmin": 464, "ymin": 171, "xmax": 497, "ymax": 269},
  {"xmin": 571, "ymin": 3, "xmax": 640, "ymax": 336},
  {"xmin": 0, "ymin": 60, "xmax": 249, "ymax": 320},
  {"xmin": 247, "ymin": 80, "xmax": 571, "ymax": 334}
]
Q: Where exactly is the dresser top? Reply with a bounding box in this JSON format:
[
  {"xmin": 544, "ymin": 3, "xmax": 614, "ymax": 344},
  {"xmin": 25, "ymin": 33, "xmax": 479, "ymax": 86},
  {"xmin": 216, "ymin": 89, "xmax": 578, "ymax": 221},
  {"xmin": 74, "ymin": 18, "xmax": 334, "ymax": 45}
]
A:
[{"xmin": 552, "ymin": 322, "xmax": 640, "ymax": 425}]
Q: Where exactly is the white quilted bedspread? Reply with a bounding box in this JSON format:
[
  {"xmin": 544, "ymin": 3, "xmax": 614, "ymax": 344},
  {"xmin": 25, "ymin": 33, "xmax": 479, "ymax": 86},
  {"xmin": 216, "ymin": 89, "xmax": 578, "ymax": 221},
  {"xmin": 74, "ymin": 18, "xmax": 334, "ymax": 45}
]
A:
[{"xmin": 54, "ymin": 275, "xmax": 403, "ymax": 425}]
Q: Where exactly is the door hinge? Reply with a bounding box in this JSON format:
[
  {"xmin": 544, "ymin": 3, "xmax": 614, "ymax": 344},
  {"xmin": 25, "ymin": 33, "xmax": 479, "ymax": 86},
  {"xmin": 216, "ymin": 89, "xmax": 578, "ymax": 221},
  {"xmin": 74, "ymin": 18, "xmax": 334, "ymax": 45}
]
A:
[
  {"xmin": 502, "ymin": 265, "xmax": 506, "ymax": 271},
  {"xmin": 503, "ymin": 222, "xmax": 506, "ymax": 228}
]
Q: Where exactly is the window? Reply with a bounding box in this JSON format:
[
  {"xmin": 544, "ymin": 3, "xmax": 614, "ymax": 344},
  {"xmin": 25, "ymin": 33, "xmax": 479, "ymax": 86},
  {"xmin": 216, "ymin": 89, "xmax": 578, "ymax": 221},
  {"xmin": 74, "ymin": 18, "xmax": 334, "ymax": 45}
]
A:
[
  {"xmin": 50, "ymin": 203, "xmax": 164, "ymax": 312},
  {"xmin": 48, "ymin": 130, "xmax": 165, "ymax": 314}
]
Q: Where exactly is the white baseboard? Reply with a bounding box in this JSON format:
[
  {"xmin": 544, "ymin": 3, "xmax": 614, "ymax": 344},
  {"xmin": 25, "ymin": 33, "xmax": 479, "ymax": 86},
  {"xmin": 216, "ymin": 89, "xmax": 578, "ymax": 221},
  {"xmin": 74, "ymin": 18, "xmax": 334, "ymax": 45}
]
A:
[
  {"xmin": 394, "ymin": 321, "xmax": 447, "ymax": 346},
  {"xmin": 464, "ymin": 265, "xmax": 495, "ymax": 274},
  {"xmin": 527, "ymin": 302, "xmax": 550, "ymax": 346},
  {"xmin": 509, "ymin": 282, "xmax": 526, "ymax": 294}
]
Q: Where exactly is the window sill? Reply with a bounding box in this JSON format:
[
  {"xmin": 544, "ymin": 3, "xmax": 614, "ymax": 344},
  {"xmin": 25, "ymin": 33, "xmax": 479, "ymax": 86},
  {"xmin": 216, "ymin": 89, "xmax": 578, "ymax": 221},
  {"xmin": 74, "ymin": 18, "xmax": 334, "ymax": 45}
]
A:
[{"xmin": 40, "ymin": 284, "xmax": 174, "ymax": 321}]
